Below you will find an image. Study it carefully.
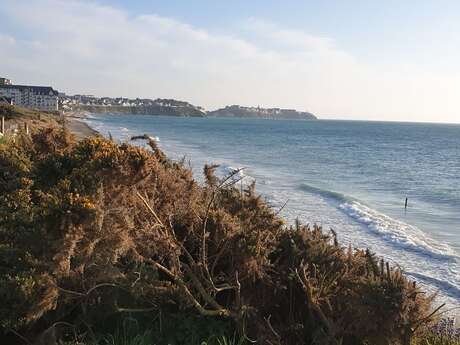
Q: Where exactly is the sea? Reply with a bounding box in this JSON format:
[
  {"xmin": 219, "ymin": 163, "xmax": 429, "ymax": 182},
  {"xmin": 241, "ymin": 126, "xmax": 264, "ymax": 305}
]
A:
[{"xmin": 84, "ymin": 114, "xmax": 460, "ymax": 311}]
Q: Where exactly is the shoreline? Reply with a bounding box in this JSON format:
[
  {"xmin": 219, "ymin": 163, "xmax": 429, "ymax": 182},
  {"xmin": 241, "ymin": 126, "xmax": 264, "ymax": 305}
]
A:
[{"xmin": 64, "ymin": 110, "xmax": 99, "ymax": 140}]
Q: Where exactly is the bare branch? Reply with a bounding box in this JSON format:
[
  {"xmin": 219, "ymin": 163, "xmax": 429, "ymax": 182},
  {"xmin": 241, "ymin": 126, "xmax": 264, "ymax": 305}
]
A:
[
  {"xmin": 412, "ymin": 303, "xmax": 446, "ymax": 332},
  {"xmin": 264, "ymin": 315, "xmax": 281, "ymax": 343},
  {"xmin": 146, "ymin": 259, "xmax": 231, "ymax": 317},
  {"xmin": 274, "ymin": 199, "xmax": 289, "ymax": 216}
]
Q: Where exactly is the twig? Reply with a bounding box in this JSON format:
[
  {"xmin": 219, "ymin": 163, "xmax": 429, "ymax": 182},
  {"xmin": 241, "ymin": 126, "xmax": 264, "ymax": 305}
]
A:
[
  {"xmin": 114, "ymin": 300, "xmax": 157, "ymax": 313},
  {"xmin": 146, "ymin": 258, "xmax": 231, "ymax": 317},
  {"xmin": 57, "ymin": 286, "xmax": 86, "ymax": 297},
  {"xmin": 295, "ymin": 268, "xmax": 334, "ymax": 335},
  {"xmin": 131, "ymin": 271, "xmax": 141, "ymax": 288},
  {"xmin": 218, "ymin": 168, "xmax": 246, "ymax": 190},
  {"xmin": 183, "ymin": 263, "xmax": 226, "ymax": 311},
  {"xmin": 264, "ymin": 315, "xmax": 281, "ymax": 342},
  {"xmin": 235, "ymin": 271, "xmax": 241, "ymax": 310},
  {"xmin": 211, "ymin": 239, "xmax": 231, "ymax": 277},
  {"xmin": 274, "ymin": 199, "xmax": 289, "ymax": 216},
  {"xmin": 412, "ymin": 303, "xmax": 446, "ymax": 332},
  {"xmin": 200, "ymin": 168, "xmax": 245, "ymax": 288},
  {"xmin": 136, "ymin": 192, "xmax": 164, "ymax": 228},
  {"xmin": 221, "ymin": 175, "xmax": 245, "ymax": 189},
  {"xmin": 57, "ymin": 283, "xmax": 121, "ymax": 298},
  {"xmin": 85, "ymin": 283, "xmax": 119, "ymax": 296},
  {"xmin": 137, "ymin": 192, "xmax": 197, "ymax": 268},
  {"xmin": 434, "ymin": 306, "xmax": 460, "ymax": 317}
]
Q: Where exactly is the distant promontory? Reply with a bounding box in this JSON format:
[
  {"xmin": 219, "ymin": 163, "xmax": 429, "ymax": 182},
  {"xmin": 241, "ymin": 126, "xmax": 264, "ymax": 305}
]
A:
[
  {"xmin": 61, "ymin": 95, "xmax": 316, "ymax": 119},
  {"xmin": 207, "ymin": 105, "xmax": 316, "ymax": 120},
  {"xmin": 75, "ymin": 98, "xmax": 207, "ymax": 117}
]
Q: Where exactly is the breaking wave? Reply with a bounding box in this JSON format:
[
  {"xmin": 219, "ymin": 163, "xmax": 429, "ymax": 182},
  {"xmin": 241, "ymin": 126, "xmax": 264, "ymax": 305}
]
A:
[{"xmin": 300, "ymin": 183, "xmax": 457, "ymax": 262}]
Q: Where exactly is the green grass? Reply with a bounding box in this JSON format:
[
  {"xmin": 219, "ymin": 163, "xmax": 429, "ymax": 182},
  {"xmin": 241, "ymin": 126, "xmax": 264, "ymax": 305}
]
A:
[{"xmin": 70, "ymin": 317, "xmax": 250, "ymax": 345}]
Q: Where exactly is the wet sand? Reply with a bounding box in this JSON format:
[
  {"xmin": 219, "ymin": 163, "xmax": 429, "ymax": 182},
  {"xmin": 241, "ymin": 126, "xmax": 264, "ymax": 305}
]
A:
[{"xmin": 67, "ymin": 117, "xmax": 98, "ymax": 140}]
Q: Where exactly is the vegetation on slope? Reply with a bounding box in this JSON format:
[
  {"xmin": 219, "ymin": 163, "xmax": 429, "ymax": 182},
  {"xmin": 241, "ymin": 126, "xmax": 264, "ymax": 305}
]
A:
[
  {"xmin": 0, "ymin": 103, "xmax": 60, "ymax": 120},
  {"xmin": 78, "ymin": 103, "xmax": 206, "ymax": 117},
  {"xmin": 0, "ymin": 119, "xmax": 453, "ymax": 345},
  {"xmin": 0, "ymin": 104, "xmax": 60, "ymax": 132}
]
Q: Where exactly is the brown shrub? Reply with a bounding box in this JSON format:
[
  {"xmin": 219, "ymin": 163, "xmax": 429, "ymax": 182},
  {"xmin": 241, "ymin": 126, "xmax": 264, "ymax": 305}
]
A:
[{"xmin": 0, "ymin": 128, "xmax": 435, "ymax": 344}]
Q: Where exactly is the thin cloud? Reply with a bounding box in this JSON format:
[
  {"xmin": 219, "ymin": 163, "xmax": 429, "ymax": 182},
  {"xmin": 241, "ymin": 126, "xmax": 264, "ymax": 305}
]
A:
[{"xmin": 0, "ymin": 34, "xmax": 16, "ymax": 45}]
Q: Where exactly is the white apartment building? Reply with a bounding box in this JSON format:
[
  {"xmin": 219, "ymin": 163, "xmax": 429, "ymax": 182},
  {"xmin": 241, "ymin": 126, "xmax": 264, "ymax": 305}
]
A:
[{"xmin": 0, "ymin": 84, "xmax": 59, "ymax": 111}]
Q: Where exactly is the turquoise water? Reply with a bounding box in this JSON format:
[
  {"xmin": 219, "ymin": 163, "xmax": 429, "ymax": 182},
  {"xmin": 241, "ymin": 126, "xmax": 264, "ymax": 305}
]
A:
[{"xmin": 85, "ymin": 114, "xmax": 460, "ymax": 309}]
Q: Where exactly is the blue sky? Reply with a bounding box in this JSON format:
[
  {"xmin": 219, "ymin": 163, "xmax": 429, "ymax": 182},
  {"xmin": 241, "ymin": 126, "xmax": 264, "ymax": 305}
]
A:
[
  {"xmin": 1, "ymin": 0, "xmax": 460, "ymax": 122},
  {"xmin": 100, "ymin": 0, "xmax": 460, "ymax": 66}
]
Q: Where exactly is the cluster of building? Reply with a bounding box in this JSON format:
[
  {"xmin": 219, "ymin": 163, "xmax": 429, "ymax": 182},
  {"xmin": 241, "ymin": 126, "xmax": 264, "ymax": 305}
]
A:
[
  {"xmin": 0, "ymin": 76, "xmax": 204, "ymax": 114},
  {"xmin": 60, "ymin": 94, "xmax": 156, "ymax": 110},
  {"xmin": 60, "ymin": 94, "xmax": 204, "ymax": 112},
  {"xmin": 0, "ymin": 77, "xmax": 59, "ymax": 111},
  {"xmin": 208, "ymin": 104, "xmax": 316, "ymax": 120}
]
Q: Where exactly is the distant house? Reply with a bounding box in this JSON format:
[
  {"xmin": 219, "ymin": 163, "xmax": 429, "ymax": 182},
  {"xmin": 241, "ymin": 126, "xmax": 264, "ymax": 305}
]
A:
[{"xmin": 0, "ymin": 83, "xmax": 59, "ymax": 111}]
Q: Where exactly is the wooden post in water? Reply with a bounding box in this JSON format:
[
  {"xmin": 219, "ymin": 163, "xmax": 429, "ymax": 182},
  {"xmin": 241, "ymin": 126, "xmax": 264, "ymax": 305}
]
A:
[
  {"xmin": 1, "ymin": 116, "xmax": 4, "ymax": 135},
  {"xmin": 405, "ymin": 197, "xmax": 408, "ymax": 210}
]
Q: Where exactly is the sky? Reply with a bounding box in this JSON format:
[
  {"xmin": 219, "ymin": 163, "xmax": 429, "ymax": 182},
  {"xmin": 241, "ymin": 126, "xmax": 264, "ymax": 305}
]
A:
[{"xmin": 1, "ymin": 0, "xmax": 460, "ymax": 123}]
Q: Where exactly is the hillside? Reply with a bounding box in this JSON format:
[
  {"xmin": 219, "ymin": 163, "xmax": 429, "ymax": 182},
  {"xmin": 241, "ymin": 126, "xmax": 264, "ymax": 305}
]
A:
[
  {"xmin": 0, "ymin": 103, "xmax": 60, "ymax": 133},
  {"xmin": 0, "ymin": 107, "xmax": 452, "ymax": 345},
  {"xmin": 78, "ymin": 104, "xmax": 206, "ymax": 117},
  {"xmin": 208, "ymin": 105, "xmax": 317, "ymax": 120},
  {"xmin": 62, "ymin": 95, "xmax": 206, "ymax": 117}
]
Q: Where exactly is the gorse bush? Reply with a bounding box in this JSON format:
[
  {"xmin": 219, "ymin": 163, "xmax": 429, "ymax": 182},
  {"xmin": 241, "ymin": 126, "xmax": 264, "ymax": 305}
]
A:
[
  {"xmin": 0, "ymin": 103, "xmax": 18, "ymax": 118},
  {"xmin": 0, "ymin": 103, "xmax": 54, "ymax": 121},
  {"xmin": 0, "ymin": 127, "xmax": 440, "ymax": 344}
]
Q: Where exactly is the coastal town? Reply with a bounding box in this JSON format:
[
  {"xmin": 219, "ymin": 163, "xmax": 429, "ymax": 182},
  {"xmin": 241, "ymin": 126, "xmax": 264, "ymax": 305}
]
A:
[
  {"xmin": 0, "ymin": 75, "xmax": 316, "ymax": 119},
  {"xmin": 0, "ymin": 77, "xmax": 205, "ymax": 114},
  {"xmin": 59, "ymin": 94, "xmax": 207, "ymax": 113}
]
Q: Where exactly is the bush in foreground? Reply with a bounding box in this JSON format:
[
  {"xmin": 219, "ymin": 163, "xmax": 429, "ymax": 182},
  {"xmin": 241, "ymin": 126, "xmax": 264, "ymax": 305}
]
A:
[{"xmin": 0, "ymin": 127, "xmax": 442, "ymax": 344}]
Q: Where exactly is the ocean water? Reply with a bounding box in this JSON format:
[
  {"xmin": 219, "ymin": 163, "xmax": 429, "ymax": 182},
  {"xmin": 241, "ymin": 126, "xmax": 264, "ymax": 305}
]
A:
[{"xmin": 84, "ymin": 114, "xmax": 460, "ymax": 310}]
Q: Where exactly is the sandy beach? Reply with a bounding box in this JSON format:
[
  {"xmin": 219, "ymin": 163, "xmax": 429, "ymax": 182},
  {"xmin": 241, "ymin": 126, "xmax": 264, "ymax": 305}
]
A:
[
  {"xmin": 64, "ymin": 111, "xmax": 98, "ymax": 140},
  {"xmin": 67, "ymin": 117, "xmax": 98, "ymax": 140}
]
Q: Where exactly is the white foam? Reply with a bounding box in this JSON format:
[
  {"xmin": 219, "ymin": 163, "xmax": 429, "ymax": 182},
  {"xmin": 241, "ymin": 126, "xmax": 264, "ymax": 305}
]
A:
[{"xmin": 340, "ymin": 201, "xmax": 457, "ymax": 261}]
